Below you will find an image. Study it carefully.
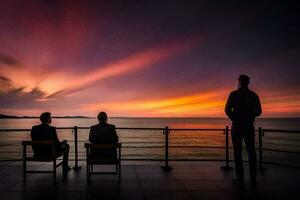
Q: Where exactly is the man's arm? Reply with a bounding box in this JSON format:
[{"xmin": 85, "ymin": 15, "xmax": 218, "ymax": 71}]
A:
[
  {"xmin": 225, "ymin": 93, "xmax": 234, "ymax": 121},
  {"xmin": 254, "ymin": 94, "xmax": 262, "ymax": 117},
  {"xmin": 51, "ymin": 127, "xmax": 60, "ymax": 145},
  {"xmin": 89, "ymin": 126, "xmax": 96, "ymax": 143},
  {"xmin": 31, "ymin": 126, "xmax": 36, "ymax": 140},
  {"xmin": 111, "ymin": 125, "xmax": 119, "ymax": 143}
]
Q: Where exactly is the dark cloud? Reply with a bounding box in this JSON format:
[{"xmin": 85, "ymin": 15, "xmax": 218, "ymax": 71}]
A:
[
  {"xmin": 0, "ymin": 85, "xmax": 46, "ymax": 109},
  {"xmin": 0, "ymin": 74, "xmax": 85, "ymax": 113},
  {"xmin": 0, "ymin": 53, "xmax": 21, "ymax": 66},
  {"xmin": 0, "ymin": 76, "xmax": 11, "ymax": 82},
  {"xmin": 0, "ymin": 75, "xmax": 13, "ymax": 89}
]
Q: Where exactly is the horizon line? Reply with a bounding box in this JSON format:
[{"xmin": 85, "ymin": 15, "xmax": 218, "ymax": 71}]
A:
[{"xmin": 1, "ymin": 114, "xmax": 300, "ymax": 119}]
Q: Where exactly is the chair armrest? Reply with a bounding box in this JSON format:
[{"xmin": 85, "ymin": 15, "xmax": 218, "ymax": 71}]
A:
[
  {"xmin": 84, "ymin": 143, "xmax": 122, "ymax": 149},
  {"xmin": 89, "ymin": 158, "xmax": 121, "ymax": 163},
  {"xmin": 22, "ymin": 141, "xmax": 54, "ymax": 146}
]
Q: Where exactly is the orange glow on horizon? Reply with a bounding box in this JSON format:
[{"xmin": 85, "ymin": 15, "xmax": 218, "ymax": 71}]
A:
[
  {"xmin": 1, "ymin": 89, "xmax": 300, "ymax": 117},
  {"xmin": 83, "ymin": 90, "xmax": 228, "ymax": 117},
  {"xmin": 80, "ymin": 88, "xmax": 300, "ymax": 118}
]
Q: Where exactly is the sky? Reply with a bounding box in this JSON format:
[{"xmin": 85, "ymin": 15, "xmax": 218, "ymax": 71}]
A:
[{"xmin": 0, "ymin": 0, "xmax": 299, "ymax": 117}]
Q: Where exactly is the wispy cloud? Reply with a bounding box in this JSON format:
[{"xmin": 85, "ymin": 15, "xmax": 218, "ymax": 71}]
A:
[
  {"xmin": 47, "ymin": 37, "xmax": 202, "ymax": 99},
  {"xmin": 0, "ymin": 75, "xmax": 13, "ymax": 92},
  {"xmin": 0, "ymin": 53, "xmax": 21, "ymax": 66},
  {"xmin": 0, "ymin": 75, "xmax": 48, "ymax": 111}
]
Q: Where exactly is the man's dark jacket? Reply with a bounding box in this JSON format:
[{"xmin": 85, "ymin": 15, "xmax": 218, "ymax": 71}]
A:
[
  {"xmin": 89, "ymin": 122, "xmax": 119, "ymax": 158},
  {"xmin": 31, "ymin": 124, "xmax": 62, "ymax": 158},
  {"xmin": 225, "ymin": 87, "xmax": 262, "ymax": 127}
]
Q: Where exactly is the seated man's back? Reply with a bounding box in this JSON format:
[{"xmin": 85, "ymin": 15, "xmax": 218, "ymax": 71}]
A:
[
  {"xmin": 30, "ymin": 112, "xmax": 70, "ymax": 170},
  {"xmin": 31, "ymin": 123, "xmax": 60, "ymax": 158},
  {"xmin": 89, "ymin": 112, "xmax": 119, "ymax": 159}
]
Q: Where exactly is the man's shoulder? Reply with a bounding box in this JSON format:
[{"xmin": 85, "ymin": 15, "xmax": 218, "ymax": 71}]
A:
[
  {"xmin": 90, "ymin": 124, "xmax": 103, "ymax": 129},
  {"xmin": 91, "ymin": 123, "xmax": 115, "ymax": 128},
  {"xmin": 229, "ymin": 90, "xmax": 239, "ymax": 97},
  {"xmin": 32, "ymin": 124, "xmax": 44, "ymax": 130},
  {"xmin": 232, "ymin": 88, "xmax": 258, "ymax": 96},
  {"xmin": 106, "ymin": 123, "xmax": 116, "ymax": 128},
  {"xmin": 243, "ymin": 89, "xmax": 259, "ymax": 99},
  {"xmin": 249, "ymin": 89, "xmax": 259, "ymax": 96},
  {"xmin": 32, "ymin": 124, "xmax": 55, "ymax": 130},
  {"xmin": 32, "ymin": 124, "xmax": 40, "ymax": 129}
]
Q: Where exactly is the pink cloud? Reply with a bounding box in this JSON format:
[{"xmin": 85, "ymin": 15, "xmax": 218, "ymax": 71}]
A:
[{"xmin": 47, "ymin": 36, "xmax": 202, "ymax": 98}]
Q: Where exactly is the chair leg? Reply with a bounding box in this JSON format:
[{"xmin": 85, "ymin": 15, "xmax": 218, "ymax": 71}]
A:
[
  {"xmin": 22, "ymin": 145, "xmax": 27, "ymax": 182},
  {"xmin": 23, "ymin": 159, "xmax": 26, "ymax": 182},
  {"xmin": 118, "ymin": 164, "xmax": 121, "ymax": 182},
  {"xmin": 86, "ymin": 148, "xmax": 90, "ymax": 181},
  {"xmin": 87, "ymin": 162, "xmax": 90, "ymax": 181},
  {"xmin": 62, "ymin": 163, "xmax": 67, "ymax": 180},
  {"xmin": 53, "ymin": 160, "xmax": 56, "ymax": 184}
]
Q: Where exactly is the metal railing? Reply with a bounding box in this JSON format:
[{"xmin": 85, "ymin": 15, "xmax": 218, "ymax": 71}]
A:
[
  {"xmin": 258, "ymin": 128, "xmax": 300, "ymax": 169},
  {"xmin": 0, "ymin": 126, "xmax": 300, "ymax": 170}
]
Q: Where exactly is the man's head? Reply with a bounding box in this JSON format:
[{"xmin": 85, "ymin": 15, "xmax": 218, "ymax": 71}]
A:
[
  {"xmin": 97, "ymin": 111, "xmax": 108, "ymax": 123},
  {"xmin": 40, "ymin": 112, "xmax": 52, "ymax": 124},
  {"xmin": 238, "ymin": 74, "xmax": 250, "ymax": 88}
]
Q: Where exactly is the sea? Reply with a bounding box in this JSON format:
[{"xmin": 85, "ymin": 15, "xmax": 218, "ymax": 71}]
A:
[{"xmin": 0, "ymin": 118, "xmax": 299, "ymax": 167}]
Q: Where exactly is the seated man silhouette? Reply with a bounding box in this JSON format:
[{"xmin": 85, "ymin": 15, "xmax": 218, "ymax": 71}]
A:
[
  {"xmin": 31, "ymin": 112, "xmax": 71, "ymax": 171},
  {"xmin": 89, "ymin": 112, "xmax": 119, "ymax": 159}
]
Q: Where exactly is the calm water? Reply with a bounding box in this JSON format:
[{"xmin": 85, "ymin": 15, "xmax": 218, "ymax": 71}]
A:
[{"xmin": 0, "ymin": 118, "xmax": 300, "ymax": 166}]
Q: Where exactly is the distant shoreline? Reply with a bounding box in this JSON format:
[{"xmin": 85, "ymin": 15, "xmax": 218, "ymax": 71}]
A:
[{"xmin": 0, "ymin": 114, "xmax": 90, "ymax": 119}]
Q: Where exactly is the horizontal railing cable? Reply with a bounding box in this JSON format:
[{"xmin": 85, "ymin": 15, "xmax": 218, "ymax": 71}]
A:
[{"xmin": 0, "ymin": 126, "xmax": 299, "ymax": 169}]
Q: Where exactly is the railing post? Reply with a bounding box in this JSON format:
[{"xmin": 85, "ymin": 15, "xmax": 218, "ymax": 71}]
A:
[
  {"xmin": 22, "ymin": 144, "xmax": 26, "ymax": 182},
  {"xmin": 258, "ymin": 127, "xmax": 266, "ymax": 172},
  {"xmin": 161, "ymin": 126, "xmax": 173, "ymax": 171},
  {"xmin": 221, "ymin": 126, "xmax": 233, "ymax": 170},
  {"xmin": 73, "ymin": 126, "xmax": 81, "ymax": 170}
]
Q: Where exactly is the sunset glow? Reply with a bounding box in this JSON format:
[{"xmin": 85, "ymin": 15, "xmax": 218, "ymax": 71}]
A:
[
  {"xmin": 0, "ymin": 1, "xmax": 298, "ymax": 117},
  {"xmin": 84, "ymin": 90, "xmax": 227, "ymax": 117},
  {"xmin": 47, "ymin": 37, "xmax": 201, "ymax": 99}
]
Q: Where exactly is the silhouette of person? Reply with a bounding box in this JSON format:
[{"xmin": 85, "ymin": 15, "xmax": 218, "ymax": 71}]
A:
[
  {"xmin": 225, "ymin": 74, "xmax": 262, "ymax": 186},
  {"xmin": 89, "ymin": 112, "xmax": 119, "ymax": 159},
  {"xmin": 31, "ymin": 112, "xmax": 71, "ymax": 171}
]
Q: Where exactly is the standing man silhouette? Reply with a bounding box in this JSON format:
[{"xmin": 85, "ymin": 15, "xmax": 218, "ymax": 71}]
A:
[{"xmin": 225, "ymin": 74, "xmax": 262, "ymax": 186}]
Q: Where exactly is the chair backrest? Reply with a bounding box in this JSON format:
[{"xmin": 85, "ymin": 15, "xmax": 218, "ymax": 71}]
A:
[
  {"xmin": 85, "ymin": 143, "xmax": 122, "ymax": 162},
  {"xmin": 22, "ymin": 141, "xmax": 54, "ymax": 146}
]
